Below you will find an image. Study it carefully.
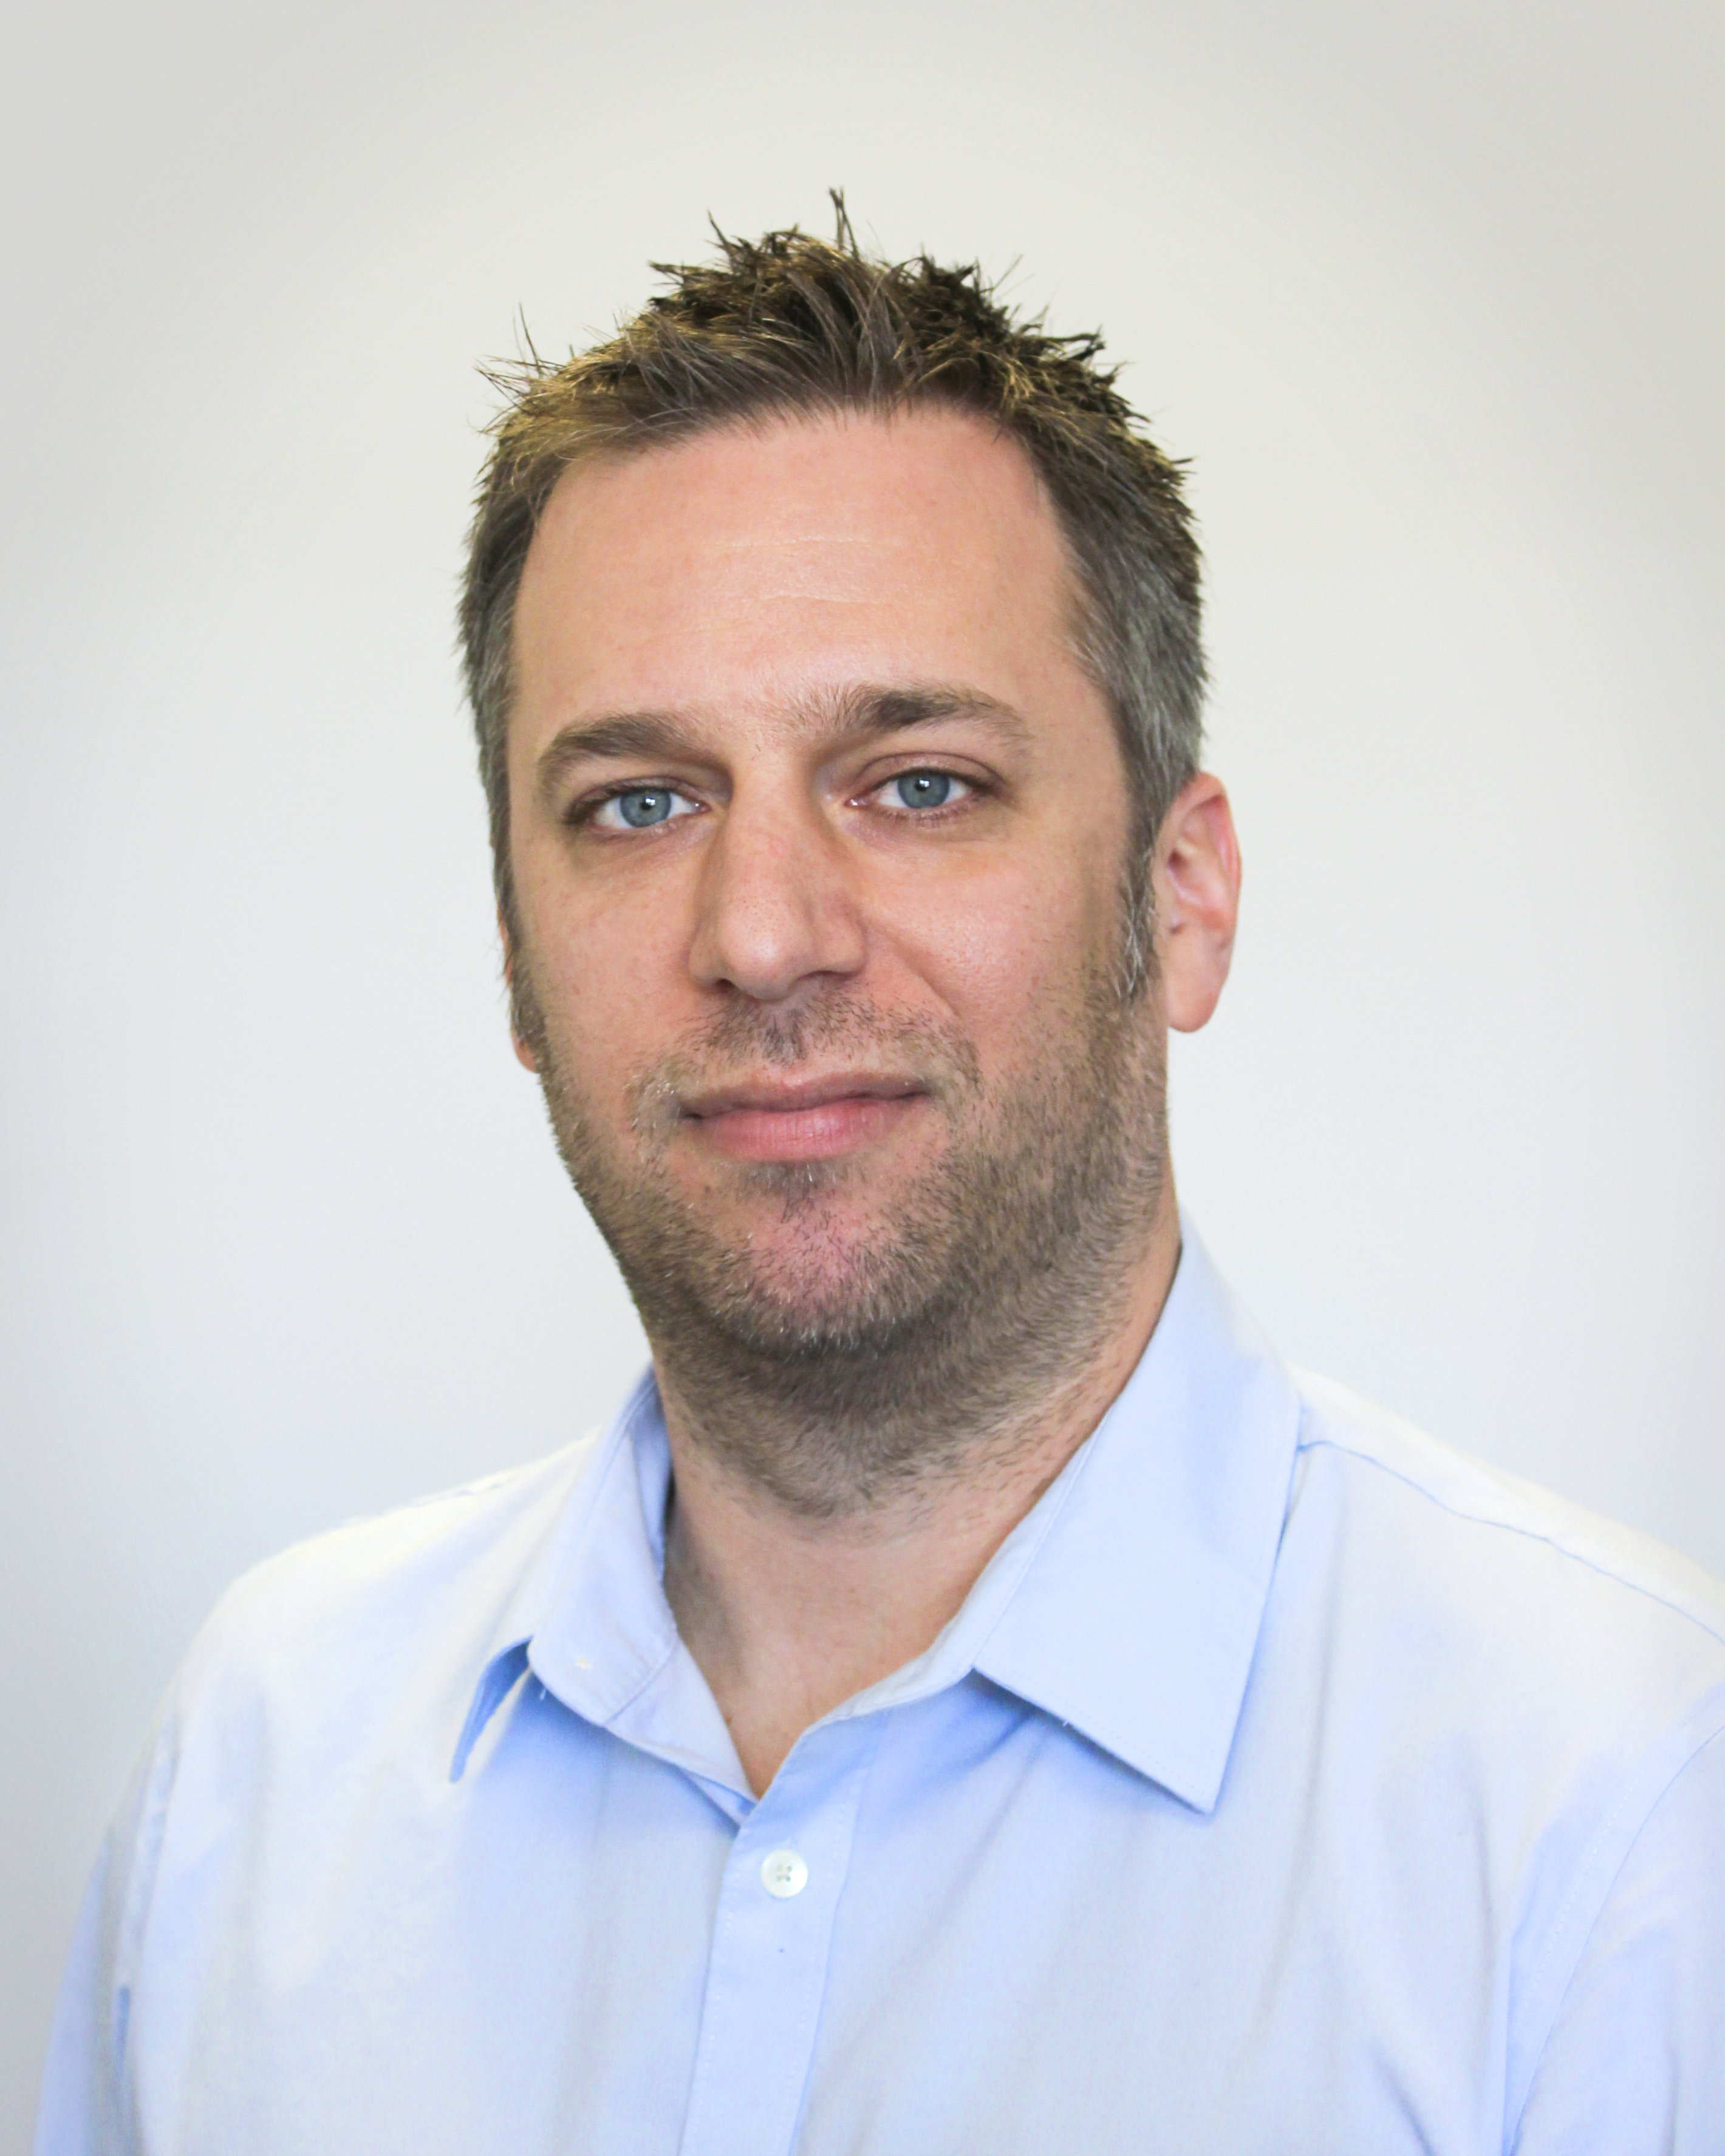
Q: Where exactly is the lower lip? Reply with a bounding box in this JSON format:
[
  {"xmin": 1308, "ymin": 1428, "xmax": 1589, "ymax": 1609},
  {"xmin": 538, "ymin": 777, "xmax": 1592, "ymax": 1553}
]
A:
[{"xmin": 688, "ymin": 1093, "xmax": 926, "ymax": 1164}]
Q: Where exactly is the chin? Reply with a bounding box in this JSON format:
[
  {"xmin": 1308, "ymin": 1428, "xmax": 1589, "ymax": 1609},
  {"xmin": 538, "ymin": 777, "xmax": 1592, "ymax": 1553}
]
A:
[{"xmin": 675, "ymin": 1212, "xmax": 951, "ymax": 1360}]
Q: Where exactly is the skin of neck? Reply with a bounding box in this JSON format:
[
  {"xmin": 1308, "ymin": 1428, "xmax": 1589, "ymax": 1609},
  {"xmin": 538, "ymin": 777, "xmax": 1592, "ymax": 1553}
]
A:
[{"xmin": 658, "ymin": 1178, "xmax": 1183, "ymax": 1796}]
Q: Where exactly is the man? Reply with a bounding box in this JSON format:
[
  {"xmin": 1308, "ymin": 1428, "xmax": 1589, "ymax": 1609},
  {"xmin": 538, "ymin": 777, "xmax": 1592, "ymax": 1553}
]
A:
[{"xmin": 37, "ymin": 216, "xmax": 1725, "ymax": 2153}]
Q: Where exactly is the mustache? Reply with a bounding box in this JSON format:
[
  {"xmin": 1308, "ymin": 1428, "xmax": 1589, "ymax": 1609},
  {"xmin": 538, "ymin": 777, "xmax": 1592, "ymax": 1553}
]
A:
[{"xmin": 624, "ymin": 994, "xmax": 982, "ymax": 1141}]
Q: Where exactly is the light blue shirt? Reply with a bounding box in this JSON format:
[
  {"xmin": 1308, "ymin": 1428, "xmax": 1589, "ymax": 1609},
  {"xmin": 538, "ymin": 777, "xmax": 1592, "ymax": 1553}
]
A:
[{"xmin": 36, "ymin": 1229, "xmax": 1725, "ymax": 2153}]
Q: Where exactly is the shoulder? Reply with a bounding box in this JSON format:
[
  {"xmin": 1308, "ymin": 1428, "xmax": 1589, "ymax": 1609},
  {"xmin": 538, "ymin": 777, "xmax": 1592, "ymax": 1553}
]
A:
[
  {"xmin": 1280, "ymin": 1368, "xmax": 1725, "ymax": 1795},
  {"xmin": 1278, "ymin": 1376, "xmax": 1725, "ymax": 2138},
  {"xmin": 1291, "ymin": 1367, "xmax": 1725, "ymax": 1653},
  {"xmin": 194, "ymin": 1436, "xmax": 599, "ymax": 1656},
  {"xmin": 162, "ymin": 1431, "xmax": 607, "ymax": 1777}
]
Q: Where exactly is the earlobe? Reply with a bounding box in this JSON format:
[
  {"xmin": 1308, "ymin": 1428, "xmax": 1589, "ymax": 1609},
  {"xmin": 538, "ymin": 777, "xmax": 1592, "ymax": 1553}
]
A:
[{"xmin": 1153, "ymin": 774, "xmax": 1242, "ymax": 1035}]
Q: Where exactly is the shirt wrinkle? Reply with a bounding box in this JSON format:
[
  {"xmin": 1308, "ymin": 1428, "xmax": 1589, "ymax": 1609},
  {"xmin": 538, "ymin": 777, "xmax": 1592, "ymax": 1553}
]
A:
[{"xmin": 34, "ymin": 1215, "xmax": 1725, "ymax": 2156}]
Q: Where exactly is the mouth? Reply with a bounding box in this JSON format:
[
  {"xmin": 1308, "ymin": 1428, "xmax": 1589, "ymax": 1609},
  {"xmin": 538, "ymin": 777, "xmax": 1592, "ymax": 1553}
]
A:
[{"xmin": 677, "ymin": 1071, "xmax": 931, "ymax": 1164}]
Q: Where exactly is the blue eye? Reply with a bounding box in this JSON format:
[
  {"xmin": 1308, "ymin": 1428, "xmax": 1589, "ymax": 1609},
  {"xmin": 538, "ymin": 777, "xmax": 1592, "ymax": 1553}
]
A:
[
  {"xmin": 893, "ymin": 771, "xmax": 954, "ymax": 810},
  {"xmin": 590, "ymin": 786, "xmax": 697, "ymax": 831},
  {"xmin": 584, "ymin": 785, "xmax": 699, "ymax": 833}
]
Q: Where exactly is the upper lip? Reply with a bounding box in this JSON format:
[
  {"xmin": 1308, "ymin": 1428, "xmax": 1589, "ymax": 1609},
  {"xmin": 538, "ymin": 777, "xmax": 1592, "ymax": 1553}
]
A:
[{"xmin": 679, "ymin": 1072, "xmax": 926, "ymax": 1119}]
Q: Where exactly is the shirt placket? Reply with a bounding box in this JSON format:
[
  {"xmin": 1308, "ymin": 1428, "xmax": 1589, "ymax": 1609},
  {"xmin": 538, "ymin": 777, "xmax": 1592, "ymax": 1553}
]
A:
[{"xmin": 677, "ymin": 1714, "xmax": 883, "ymax": 2156}]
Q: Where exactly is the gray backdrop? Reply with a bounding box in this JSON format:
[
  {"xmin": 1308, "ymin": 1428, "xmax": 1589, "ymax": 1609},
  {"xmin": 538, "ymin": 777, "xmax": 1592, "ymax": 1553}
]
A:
[{"xmin": 4, "ymin": 0, "xmax": 1721, "ymax": 2140}]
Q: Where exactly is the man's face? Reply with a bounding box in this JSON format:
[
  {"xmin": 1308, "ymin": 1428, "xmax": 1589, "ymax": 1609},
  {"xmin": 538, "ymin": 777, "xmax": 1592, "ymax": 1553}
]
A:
[{"xmin": 505, "ymin": 406, "xmax": 1169, "ymax": 1458}]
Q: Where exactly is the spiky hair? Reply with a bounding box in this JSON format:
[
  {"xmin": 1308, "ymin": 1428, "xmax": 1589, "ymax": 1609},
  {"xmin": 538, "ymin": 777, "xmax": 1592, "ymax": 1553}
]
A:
[{"xmin": 460, "ymin": 200, "xmax": 1205, "ymax": 947}]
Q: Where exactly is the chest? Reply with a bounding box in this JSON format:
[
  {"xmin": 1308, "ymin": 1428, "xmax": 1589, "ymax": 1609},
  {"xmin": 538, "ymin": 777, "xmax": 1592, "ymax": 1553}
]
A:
[{"xmin": 128, "ymin": 1684, "xmax": 1515, "ymax": 2156}]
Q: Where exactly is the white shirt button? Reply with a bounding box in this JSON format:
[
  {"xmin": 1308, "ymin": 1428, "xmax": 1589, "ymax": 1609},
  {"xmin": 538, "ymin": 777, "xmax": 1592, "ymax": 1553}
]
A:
[{"xmin": 760, "ymin": 1848, "xmax": 808, "ymax": 1898}]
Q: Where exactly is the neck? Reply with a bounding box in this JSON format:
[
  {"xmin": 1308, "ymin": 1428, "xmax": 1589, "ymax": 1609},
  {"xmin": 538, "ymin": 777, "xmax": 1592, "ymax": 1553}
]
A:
[{"xmin": 658, "ymin": 1188, "xmax": 1181, "ymax": 1795}]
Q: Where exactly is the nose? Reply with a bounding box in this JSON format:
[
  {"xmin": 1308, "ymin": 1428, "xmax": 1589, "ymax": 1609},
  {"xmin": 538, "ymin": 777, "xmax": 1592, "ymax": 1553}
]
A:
[{"xmin": 687, "ymin": 787, "xmax": 866, "ymax": 1005}]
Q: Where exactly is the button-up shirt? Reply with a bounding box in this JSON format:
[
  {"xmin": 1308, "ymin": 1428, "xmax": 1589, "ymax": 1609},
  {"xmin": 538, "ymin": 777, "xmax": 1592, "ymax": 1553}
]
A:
[{"xmin": 36, "ymin": 1229, "xmax": 1725, "ymax": 2153}]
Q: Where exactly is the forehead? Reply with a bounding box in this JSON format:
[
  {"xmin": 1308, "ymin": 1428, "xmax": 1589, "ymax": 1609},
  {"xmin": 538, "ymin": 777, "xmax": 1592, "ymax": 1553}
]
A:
[{"xmin": 510, "ymin": 405, "xmax": 1087, "ymax": 739}]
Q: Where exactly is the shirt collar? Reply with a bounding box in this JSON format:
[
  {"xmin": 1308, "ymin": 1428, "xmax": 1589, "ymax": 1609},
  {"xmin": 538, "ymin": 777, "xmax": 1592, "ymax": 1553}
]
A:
[
  {"xmin": 454, "ymin": 1218, "xmax": 1301, "ymax": 1815},
  {"xmin": 965, "ymin": 1223, "xmax": 1302, "ymax": 1810},
  {"xmin": 451, "ymin": 1370, "xmax": 691, "ymax": 1782}
]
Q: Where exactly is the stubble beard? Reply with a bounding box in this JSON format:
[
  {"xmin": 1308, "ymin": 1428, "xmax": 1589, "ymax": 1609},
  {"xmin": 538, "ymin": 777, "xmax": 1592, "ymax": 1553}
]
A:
[{"xmin": 514, "ymin": 930, "xmax": 1169, "ymax": 1516}]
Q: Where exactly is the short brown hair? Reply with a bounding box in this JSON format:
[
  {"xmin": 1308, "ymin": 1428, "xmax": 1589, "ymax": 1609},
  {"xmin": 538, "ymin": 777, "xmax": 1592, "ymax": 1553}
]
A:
[{"xmin": 460, "ymin": 205, "xmax": 1206, "ymax": 942}]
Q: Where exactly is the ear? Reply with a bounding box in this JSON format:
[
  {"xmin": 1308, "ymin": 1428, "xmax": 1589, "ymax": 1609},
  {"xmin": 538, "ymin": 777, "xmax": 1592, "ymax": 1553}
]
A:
[
  {"xmin": 499, "ymin": 906, "xmax": 540, "ymax": 1072},
  {"xmin": 1152, "ymin": 774, "xmax": 1241, "ymax": 1033}
]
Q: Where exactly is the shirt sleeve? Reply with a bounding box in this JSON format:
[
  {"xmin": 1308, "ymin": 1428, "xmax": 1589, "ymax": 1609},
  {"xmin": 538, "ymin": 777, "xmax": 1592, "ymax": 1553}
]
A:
[
  {"xmin": 33, "ymin": 1716, "xmax": 177, "ymax": 2156},
  {"xmin": 1511, "ymin": 1726, "xmax": 1725, "ymax": 2156}
]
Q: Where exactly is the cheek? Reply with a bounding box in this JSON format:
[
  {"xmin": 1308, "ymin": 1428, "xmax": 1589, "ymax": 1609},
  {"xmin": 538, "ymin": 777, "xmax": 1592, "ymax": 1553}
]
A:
[
  {"xmin": 514, "ymin": 851, "xmax": 697, "ymax": 1079},
  {"xmin": 875, "ymin": 854, "xmax": 1111, "ymax": 1057}
]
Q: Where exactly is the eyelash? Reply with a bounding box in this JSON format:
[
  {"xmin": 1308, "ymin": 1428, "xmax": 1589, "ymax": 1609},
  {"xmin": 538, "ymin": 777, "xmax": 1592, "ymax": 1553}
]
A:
[
  {"xmin": 578, "ymin": 785, "xmax": 702, "ymax": 833},
  {"xmin": 866, "ymin": 769, "xmax": 976, "ymax": 817},
  {"xmin": 570, "ymin": 767, "xmax": 982, "ymax": 833}
]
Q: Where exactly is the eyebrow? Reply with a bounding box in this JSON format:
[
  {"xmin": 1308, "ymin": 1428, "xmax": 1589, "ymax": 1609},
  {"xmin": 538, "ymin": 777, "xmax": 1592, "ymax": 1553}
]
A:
[{"xmin": 533, "ymin": 684, "xmax": 1032, "ymax": 807}]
